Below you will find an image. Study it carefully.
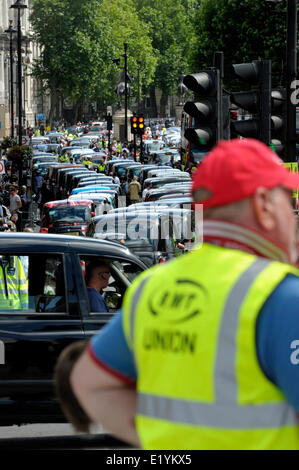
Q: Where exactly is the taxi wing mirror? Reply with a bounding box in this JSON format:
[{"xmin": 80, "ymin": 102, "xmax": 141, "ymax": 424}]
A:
[{"xmin": 105, "ymin": 292, "xmax": 122, "ymax": 309}]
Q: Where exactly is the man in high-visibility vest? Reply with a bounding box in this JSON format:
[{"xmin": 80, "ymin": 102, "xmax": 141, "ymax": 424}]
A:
[
  {"xmin": 68, "ymin": 138, "xmax": 299, "ymax": 449},
  {"xmin": 97, "ymin": 160, "xmax": 105, "ymax": 174},
  {"xmin": 0, "ymin": 256, "xmax": 28, "ymax": 310},
  {"xmin": 59, "ymin": 154, "xmax": 69, "ymax": 163},
  {"xmin": 81, "ymin": 158, "xmax": 92, "ymax": 168}
]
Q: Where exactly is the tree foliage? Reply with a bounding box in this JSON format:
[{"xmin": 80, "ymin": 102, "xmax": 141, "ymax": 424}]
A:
[
  {"xmin": 137, "ymin": 0, "xmax": 197, "ymax": 96},
  {"xmin": 30, "ymin": 0, "xmax": 156, "ymax": 119},
  {"xmin": 98, "ymin": 0, "xmax": 157, "ymax": 106},
  {"xmin": 190, "ymin": 0, "xmax": 287, "ymax": 88},
  {"xmin": 30, "ymin": 0, "xmax": 293, "ymax": 119}
]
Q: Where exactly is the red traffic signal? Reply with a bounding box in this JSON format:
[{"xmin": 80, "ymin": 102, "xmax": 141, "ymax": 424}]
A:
[
  {"xmin": 131, "ymin": 116, "xmax": 138, "ymax": 135},
  {"xmin": 137, "ymin": 116, "xmax": 144, "ymax": 135}
]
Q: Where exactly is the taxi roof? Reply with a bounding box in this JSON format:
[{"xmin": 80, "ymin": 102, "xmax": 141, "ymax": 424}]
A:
[{"xmin": 0, "ymin": 232, "xmax": 146, "ymax": 264}]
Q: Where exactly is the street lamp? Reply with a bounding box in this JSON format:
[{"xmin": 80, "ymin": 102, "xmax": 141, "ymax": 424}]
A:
[
  {"xmin": 5, "ymin": 20, "xmax": 16, "ymax": 138},
  {"xmin": 113, "ymin": 44, "xmax": 131, "ymax": 142},
  {"xmin": 137, "ymin": 60, "xmax": 141, "ymax": 114},
  {"xmin": 11, "ymin": 0, "xmax": 27, "ymax": 147},
  {"xmin": 122, "ymin": 43, "xmax": 128, "ymax": 142}
]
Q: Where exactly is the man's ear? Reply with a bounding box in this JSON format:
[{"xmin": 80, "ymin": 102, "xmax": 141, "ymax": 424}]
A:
[{"xmin": 252, "ymin": 187, "xmax": 276, "ymax": 231}]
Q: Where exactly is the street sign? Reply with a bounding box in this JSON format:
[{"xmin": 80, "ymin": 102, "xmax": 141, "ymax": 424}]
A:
[
  {"xmin": 22, "ymin": 136, "xmax": 30, "ymax": 145},
  {"xmin": 36, "ymin": 114, "xmax": 45, "ymax": 121},
  {"xmin": 0, "ymin": 161, "xmax": 5, "ymax": 175}
]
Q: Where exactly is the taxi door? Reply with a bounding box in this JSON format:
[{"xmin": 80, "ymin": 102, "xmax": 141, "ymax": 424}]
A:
[{"xmin": 0, "ymin": 250, "xmax": 84, "ymax": 405}]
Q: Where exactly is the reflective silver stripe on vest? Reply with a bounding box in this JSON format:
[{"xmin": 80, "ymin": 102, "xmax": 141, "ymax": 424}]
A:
[
  {"xmin": 137, "ymin": 258, "xmax": 299, "ymax": 429},
  {"xmin": 214, "ymin": 258, "xmax": 270, "ymax": 403},
  {"xmin": 138, "ymin": 393, "xmax": 298, "ymax": 428},
  {"xmin": 130, "ymin": 276, "xmax": 151, "ymax": 346},
  {"xmin": 0, "ymin": 278, "xmax": 27, "ymax": 287}
]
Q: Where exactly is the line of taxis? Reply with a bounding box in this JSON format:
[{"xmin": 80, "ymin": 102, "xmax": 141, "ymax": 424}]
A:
[{"xmin": 0, "ymin": 142, "xmax": 198, "ymax": 425}]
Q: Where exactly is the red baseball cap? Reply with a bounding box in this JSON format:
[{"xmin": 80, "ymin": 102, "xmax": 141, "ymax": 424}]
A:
[{"xmin": 192, "ymin": 138, "xmax": 299, "ymax": 210}]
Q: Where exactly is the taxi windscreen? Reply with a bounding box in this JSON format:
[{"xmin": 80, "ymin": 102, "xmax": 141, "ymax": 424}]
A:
[{"xmin": 48, "ymin": 205, "xmax": 91, "ymax": 224}]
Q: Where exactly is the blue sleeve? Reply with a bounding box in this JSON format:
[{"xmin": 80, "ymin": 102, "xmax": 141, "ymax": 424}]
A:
[
  {"xmin": 90, "ymin": 309, "xmax": 136, "ymax": 382},
  {"xmin": 257, "ymin": 274, "xmax": 299, "ymax": 411},
  {"xmin": 87, "ymin": 288, "xmax": 107, "ymax": 313}
]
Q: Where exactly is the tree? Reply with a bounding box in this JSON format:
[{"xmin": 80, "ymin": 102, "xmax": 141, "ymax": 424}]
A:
[
  {"xmin": 190, "ymin": 0, "xmax": 287, "ymax": 88},
  {"xmin": 30, "ymin": 0, "xmax": 157, "ymax": 122},
  {"xmin": 31, "ymin": 0, "xmax": 110, "ymax": 122},
  {"xmin": 137, "ymin": 0, "xmax": 197, "ymax": 114},
  {"xmin": 97, "ymin": 0, "xmax": 157, "ymax": 110}
]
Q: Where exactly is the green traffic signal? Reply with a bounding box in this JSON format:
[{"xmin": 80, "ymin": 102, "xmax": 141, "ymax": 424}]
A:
[
  {"xmin": 230, "ymin": 60, "xmax": 271, "ymax": 146},
  {"xmin": 183, "ymin": 69, "xmax": 221, "ymax": 152}
]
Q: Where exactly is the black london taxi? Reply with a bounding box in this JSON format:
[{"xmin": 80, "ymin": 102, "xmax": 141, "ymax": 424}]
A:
[
  {"xmin": 0, "ymin": 233, "xmax": 147, "ymax": 425},
  {"xmin": 40, "ymin": 199, "xmax": 96, "ymax": 236},
  {"xmin": 87, "ymin": 209, "xmax": 196, "ymax": 267}
]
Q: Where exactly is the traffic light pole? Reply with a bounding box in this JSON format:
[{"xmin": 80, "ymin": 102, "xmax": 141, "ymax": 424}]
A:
[
  {"xmin": 140, "ymin": 134, "xmax": 143, "ymax": 163},
  {"xmin": 108, "ymin": 130, "xmax": 111, "ymax": 152},
  {"xmin": 10, "ymin": 31, "xmax": 15, "ymax": 139},
  {"xmin": 5, "ymin": 22, "xmax": 16, "ymax": 139},
  {"xmin": 260, "ymin": 60, "xmax": 272, "ymax": 146},
  {"xmin": 286, "ymin": 0, "xmax": 297, "ymax": 162},
  {"xmin": 214, "ymin": 52, "xmax": 224, "ymax": 141}
]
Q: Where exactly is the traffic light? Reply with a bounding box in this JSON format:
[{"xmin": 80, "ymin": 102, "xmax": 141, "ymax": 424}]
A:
[
  {"xmin": 131, "ymin": 115, "xmax": 138, "ymax": 135},
  {"xmin": 182, "ymin": 69, "xmax": 222, "ymax": 152},
  {"xmin": 230, "ymin": 60, "xmax": 271, "ymax": 145},
  {"xmin": 137, "ymin": 116, "xmax": 144, "ymax": 136},
  {"xmin": 270, "ymin": 87, "xmax": 286, "ymax": 158}
]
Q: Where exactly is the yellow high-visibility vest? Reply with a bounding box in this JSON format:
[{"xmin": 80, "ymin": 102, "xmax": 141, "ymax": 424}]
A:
[
  {"xmin": 0, "ymin": 257, "xmax": 28, "ymax": 310},
  {"xmin": 123, "ymin": 244, "xmax": 299, "ymax": 449}
]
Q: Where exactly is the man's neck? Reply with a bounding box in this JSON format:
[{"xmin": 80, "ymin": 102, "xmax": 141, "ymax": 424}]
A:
[{"xmin": 203, "ymin": 219, "xmax": 289, "ymax": 263}]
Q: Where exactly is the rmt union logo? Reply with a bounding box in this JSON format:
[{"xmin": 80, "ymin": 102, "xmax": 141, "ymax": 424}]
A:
[{"xmin": 0, "ymin": 341, "xmax": 4, "ymax": 365}]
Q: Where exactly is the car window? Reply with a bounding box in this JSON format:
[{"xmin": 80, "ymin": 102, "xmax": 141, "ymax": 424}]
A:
[
  {"xmin": 48, "ymin": 205, "xmax": 91, "ymax": 224},
  {"xmin": 79, "ymin": 255, "xmax": 143, "ymax": 315},
  {"xmin": 0, "ymin": 253, "xmax": 67, "ymax": 314}
]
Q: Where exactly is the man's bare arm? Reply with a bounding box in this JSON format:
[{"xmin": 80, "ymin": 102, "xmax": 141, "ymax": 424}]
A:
[{"xmin": 71, "ymin": 349, "xmax": 141, "ymax": 447}]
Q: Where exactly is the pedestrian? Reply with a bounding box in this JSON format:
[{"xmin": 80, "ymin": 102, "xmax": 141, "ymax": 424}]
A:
[
  {"xmin": 1, "ymin": 184, "xmax": 10, "ymax": 208},
  {"xmin": 33, "ymin": 169, "xmax": 43, "ymax": 196},
  {"xmin": 113, "ymin": 172, "xmax": 120, "ymax": 185},
  {"xmin": 9, "ymin": 186, "xmax": 22, "ymax": 216},
  {"xmin": 20, "ymin": 185, "xmax": 29, "ymax": 221},
  {"xmin": 142, "ymin": 181, "xmax": 152, "ymax": 201},
  {"xmin": 67, "ymin": 138, "xmax": 299, "ymax": 449},
  {"xmin": 128, "ymin": 176, "xmax": 141, "ymax": 204},
  {"xmin": 97, "ymin": 160, "xmax": 106, "ymax": 174},
  {"xmin": 10, "ymin": 213, "xmax": 20, "ymax": 232},
  {"xmin": 5, "ymin": 216, "xmax": 17, "ymax": 232},
  {"xmin": 85, "ymin": 261, "xmax": 111, "ymax": 313},
  {"xmin": 40, "ymin": 179, "xmax": 52, "ymax": 212}
]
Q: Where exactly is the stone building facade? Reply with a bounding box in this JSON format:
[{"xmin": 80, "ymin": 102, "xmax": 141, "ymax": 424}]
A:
[{"xmin": 0, "ymin": 0, "xmax": 49, "ymax": 138}]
